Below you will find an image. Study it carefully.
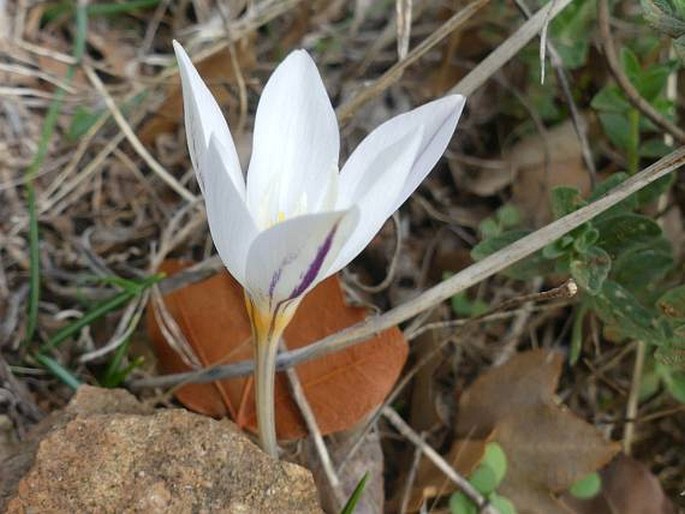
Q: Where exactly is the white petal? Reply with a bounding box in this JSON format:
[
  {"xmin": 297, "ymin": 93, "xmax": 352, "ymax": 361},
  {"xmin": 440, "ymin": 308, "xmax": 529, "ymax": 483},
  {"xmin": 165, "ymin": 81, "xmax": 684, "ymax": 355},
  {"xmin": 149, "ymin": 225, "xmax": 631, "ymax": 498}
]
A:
[
  {"xmin": 246, "ymin": 50, "xmax": 339, "ymax": 227},
  {"xmin": 329, "ymin": 128, "xmax": 423, "ymax": 274},
  {"xmin": 202, "ymin": 134, "xmax": 258, "ymax": 286},
  {"xmin": 173, "ymin": 40, "xmax": 245, "ymax": 197},
  {"xmin": 338, "ymin": 95, "xmax": 465, "ymax": 213},
  {"xmin": 244, "ymin": 209, "xmax": 359, "ymax": 311},
  {"xmin": 311, "ymin": 161, "xmax": 339, "ymax": 213}
]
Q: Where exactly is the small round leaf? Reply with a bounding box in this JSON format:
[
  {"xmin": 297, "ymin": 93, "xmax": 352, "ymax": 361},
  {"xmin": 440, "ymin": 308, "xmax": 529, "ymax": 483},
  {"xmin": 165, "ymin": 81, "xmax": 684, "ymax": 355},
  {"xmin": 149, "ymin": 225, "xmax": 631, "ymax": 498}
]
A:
[
  {"xmin": 469, "ymin": 464, "xmax": 498, "ymax": 495},
  {"xmin": 449, "ymin": 492, "xmax": 478, "ymax": 514},
  {"xmin": 489, "ymin": 492, "xmax": 518, "ymax": 514},
  {"xmin": 482, "ymin": 442, "xmax": 508, "ymax": 484},
  {"xmin": 569, "ymin": 471, "xmax": 602, "ymax": 499}
]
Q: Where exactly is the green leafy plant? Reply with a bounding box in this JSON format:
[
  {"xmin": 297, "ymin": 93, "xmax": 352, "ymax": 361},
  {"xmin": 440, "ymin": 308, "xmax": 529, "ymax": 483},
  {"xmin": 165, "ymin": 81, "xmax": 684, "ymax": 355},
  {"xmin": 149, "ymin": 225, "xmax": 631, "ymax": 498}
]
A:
[
  {"xmin": 449, "ymin": 442, "xmax": 517, "ymax": 514},
  {"xmin": 550, "ymin": 0, "xmax": 597, "ymax": 69},
  {"xmin": 451, "ymin": 291, "xmax": 489, "ymax": 317},
  {"xmin": 471, "ymin": 174, "xmax": 684, "ymax": 399},
  {"xmin": 641, "ymin": 0, "xmax": 685, "ymax": 61},
  {"xmin": 591, "ymin": 47, "xmax": 676, "ymax": 172},
  {"xmin": 99, "ymin": 337, "xmax": 145, "ymax": 388}
]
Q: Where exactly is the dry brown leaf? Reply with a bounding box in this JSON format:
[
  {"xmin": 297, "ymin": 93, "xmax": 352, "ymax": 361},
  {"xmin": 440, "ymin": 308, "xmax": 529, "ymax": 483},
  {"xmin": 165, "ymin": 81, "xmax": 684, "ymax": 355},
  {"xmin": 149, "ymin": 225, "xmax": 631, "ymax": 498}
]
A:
[
  {"xmin": 497, "ymin": 403, "xmax": 620, "ymax": 513},
  {"xmin": 147, "ymin": 260, "xmax": 408, "ymax": 440},
  {"xmin": 452, "ymin": 163, "xmax": 514, "ymax": 197},
  {"xmin": 456, "ymin": 348, "xmax": 564, "ymax": 437},
  {"xmin": 455, "ymin": 349, "xmax": 621, "ymax": 514},
  {"xmin": 510, "ymin": 120, "xmax": 592, "ymax": 224},
  {"xmin": 86, "ymin": 29, "xmax": 137, "ymax": 77},
  {"xmin": 562, "ymin": 454, "xmax": 676, "ymax": 514}
]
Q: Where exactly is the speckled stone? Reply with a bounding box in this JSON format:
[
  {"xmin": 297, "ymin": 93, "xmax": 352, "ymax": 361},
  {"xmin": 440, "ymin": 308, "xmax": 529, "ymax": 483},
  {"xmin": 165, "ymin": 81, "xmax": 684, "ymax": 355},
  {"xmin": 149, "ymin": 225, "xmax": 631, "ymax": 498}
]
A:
[{"xmin": 2, "ymin": 386, "xmax": 322, "ymax": 514}]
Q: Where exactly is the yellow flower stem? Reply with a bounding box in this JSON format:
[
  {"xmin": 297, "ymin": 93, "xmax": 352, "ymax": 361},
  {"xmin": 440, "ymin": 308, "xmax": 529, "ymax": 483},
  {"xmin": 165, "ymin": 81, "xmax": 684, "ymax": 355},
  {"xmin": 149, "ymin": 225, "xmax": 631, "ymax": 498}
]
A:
[{"xmin": 254, "ymin": 333, "xmax": 280, "ymax": 458}]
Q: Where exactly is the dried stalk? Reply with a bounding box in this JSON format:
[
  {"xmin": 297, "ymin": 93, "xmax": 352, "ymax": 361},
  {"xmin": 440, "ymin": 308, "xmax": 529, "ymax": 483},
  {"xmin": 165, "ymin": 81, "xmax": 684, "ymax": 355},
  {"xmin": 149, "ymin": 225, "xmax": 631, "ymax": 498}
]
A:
[{"xmin": 130, "ymin": 145, "xmax": 685, "ymax": 390}]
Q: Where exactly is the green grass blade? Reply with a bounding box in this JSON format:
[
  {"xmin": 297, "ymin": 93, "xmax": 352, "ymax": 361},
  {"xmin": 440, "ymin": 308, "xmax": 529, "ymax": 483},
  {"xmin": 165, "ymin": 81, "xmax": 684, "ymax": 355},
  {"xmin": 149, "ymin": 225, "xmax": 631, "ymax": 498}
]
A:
[
  {"xmin": 40, "ymin": 274, "xmax": 161, "ymax": 353},
  {"xmin": 41, "ymin": 290, "xmax": 135, "ymax": 352},
  {"xmin": 43, "ymin": 0, "xmax": 160, "ymax": 21},
  {"xmin": 34, "ymin": 353, "xmax": 82, "ymax": 390},
  {"xmin": 339, "ymin": 472, "xmax": 369, "ymax": 514},
  {"xmin": 26, "ymin": 187, "xmax": 41, "ymax": 343},
  {"xmin": 24, "ymin": 1, "xmax": 88, "ymax": 345}
]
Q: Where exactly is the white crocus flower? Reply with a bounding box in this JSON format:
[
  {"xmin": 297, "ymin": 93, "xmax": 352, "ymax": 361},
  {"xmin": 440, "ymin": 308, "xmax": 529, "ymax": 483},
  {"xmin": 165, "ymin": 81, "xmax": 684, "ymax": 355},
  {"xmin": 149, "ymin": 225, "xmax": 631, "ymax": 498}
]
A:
[{"xmin": 173, "ymin": 41, "xmax": 465, "ymax": 457}]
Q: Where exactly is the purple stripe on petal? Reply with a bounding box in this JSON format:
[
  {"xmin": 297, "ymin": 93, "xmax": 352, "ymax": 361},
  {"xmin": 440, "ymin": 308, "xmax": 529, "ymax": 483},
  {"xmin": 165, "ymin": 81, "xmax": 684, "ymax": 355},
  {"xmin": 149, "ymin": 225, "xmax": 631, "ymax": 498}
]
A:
[
  {"xmin": 268, "ymin": 268, "xmax": 282, "ymax": 299},
  {"xmin": 287, "ymin": 222, "xmax": 339, "ymax": 300}
]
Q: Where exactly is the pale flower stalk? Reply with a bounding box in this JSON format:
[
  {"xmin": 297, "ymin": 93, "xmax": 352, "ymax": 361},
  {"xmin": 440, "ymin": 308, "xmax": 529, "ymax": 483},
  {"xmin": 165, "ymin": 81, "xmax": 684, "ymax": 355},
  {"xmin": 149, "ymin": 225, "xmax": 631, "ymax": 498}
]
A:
[{"xmin": 173, "ymin": 40, "xmax": 466, "ymax": 457}]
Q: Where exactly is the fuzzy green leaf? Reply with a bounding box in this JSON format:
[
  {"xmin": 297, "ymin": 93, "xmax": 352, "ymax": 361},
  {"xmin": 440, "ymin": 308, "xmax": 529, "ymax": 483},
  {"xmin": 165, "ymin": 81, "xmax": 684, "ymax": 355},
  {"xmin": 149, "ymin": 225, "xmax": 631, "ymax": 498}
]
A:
[
  {"xmin": 657, "ymin": 285, "xmax": 685, "ymax": 320},
  {"xmin": 595, "ymin": 214, "xmax": 662, "ymax": 258},
  {"xmin": 571, "ymin": 246, "xmax": 611, "ymax": 295}
]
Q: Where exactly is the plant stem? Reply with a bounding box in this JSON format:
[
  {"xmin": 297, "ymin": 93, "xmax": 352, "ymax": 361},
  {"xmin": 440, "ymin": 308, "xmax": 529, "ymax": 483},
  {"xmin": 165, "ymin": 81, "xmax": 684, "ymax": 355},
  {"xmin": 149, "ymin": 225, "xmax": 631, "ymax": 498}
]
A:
[
  {"xmin": 627, "ymin": 108, "xmax": 640, "ymax": 175},
  {"xmin": 255, "ymin": 336, "xmax": 280, "ymax": 458},
  {"xmin": 623, "ymin": 339, "xmax": 646, "ymax": 454}
]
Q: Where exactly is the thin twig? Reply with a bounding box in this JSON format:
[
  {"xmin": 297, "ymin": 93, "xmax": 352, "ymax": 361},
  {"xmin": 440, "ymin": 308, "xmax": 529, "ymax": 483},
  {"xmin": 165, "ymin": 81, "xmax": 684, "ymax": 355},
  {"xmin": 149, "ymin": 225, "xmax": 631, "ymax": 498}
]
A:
[
  {"xmin": 623, "ymin": 339, "xmax": 646, "ymax": 454},
  {"xmin": 130, "ymin": 144, "xmax": 685, "ymax": 390},
  {"xmin": 399, "ymin": 431, "xmax": 426, "ymax": 514},
  {"xmin": 337, "ymin": 0, "xmax": 488, "ymax": 124},
  {"xmin": 157, "ymin": 255, "xmax": 224, "ymax": 295},
  {"xmin": 395, "ymin": 0, "xmax": 413, "ymax": 60},
  {"xmin": 597, "ymin": 0, "xmax": 685, "ymax": 144},
  {"xmin": 512, "ymin": 0, "xmax": 597, "ymax": 183},
  {"xmin": 279, "ymin": 340, "xmax": 343, "ymax": 507},
  {"xmin": 78, "ymin": 290, "xmax": 149, "ymax": 363},
  {"xmin": 451, "ymin": 0, "xmax": 573, "ymax": 96},
  {"xmin": 382, "ymin": 407, "xmax": 498, "ymax": 514},
  {"xmin": 338, "ymin": 281, "xmax": 576, "ymax": 472},
  {"xmin": 346, "ymin": 212, "xmax": 402, "ymax": 294},
  {"xmin": 83, "ymin": 64, "xmax": 197, "ymax": 202}
]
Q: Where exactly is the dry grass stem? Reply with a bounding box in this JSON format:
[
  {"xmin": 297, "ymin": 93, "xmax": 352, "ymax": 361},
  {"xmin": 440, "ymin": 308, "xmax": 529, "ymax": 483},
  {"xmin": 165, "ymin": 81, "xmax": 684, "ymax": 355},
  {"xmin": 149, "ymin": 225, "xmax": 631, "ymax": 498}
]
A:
[
  {"xmin": 337, "ymin": 0, "xmax": 488, "ymax": 124},
  {"xmin": 131, "ymin": 145, "xmax": 685, "ymax": 389},
  {"xmin": 452, "ymin": 0, "xmax": 573, "ymax": 96},
  {"xmin": 382, "ymin": 406, "xmax": 498, "ymax": 514}
]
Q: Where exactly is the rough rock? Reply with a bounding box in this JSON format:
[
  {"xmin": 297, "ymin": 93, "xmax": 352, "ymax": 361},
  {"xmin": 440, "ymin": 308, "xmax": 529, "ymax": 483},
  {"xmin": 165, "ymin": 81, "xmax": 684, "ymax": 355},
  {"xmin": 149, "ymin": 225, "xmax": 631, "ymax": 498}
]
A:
[{"xmin": 1, "ymin": 385, "xmax": 322, "ymax": 513}]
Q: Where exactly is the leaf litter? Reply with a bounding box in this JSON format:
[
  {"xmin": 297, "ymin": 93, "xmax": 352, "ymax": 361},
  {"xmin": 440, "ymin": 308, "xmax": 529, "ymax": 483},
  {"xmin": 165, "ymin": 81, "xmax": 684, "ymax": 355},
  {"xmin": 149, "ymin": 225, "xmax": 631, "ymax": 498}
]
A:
[{"xmin": 147, "ymin": 259, "xmax": 408, "ymax": 440}]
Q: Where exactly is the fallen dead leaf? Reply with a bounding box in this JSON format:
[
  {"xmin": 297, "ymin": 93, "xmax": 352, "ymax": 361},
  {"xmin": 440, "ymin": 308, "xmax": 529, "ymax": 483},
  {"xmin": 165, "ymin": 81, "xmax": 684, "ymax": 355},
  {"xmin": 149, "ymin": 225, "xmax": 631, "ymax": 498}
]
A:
[
  {"xmin": 497, "ymin": 403, "xmax": 620, "ymax": 514},
  {"xmin": 510, "ymin": 120, "xmax": 592, "ymax": 225},
  {"xmin": 453, "ymin": 349, "xmax": 621, "ymax": 514},
  {"xmin": 147, "ymin": 260, "xmax": 408, "ymax": 440},
  {"xmin": 86, "ymin": 27, "xmax": 137, "ymax": 77},
  {"xmin": 456, "ymin": 348, "xmax": 564, "ymax": 438}
]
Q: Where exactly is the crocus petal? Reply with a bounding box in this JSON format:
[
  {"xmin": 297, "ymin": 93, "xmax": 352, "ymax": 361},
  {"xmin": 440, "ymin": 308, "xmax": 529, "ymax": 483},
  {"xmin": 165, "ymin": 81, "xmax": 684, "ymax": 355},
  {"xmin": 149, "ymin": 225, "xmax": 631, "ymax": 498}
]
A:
[
  {"xmin": 329, "ymin": 128, "xmax": 423, "ymax": 274},
  {"xmin": 244, "ymin": 208, "xmax": 359, "ymax": 311},
  {"xmin": 311, "ymin": 161, "xmax": 339, "ymax": 214},
  {"xmin": 246, "ymin": 50, "xmax": 339, "ymax": 227},
  {"xmin": 173, "ymin": 40, "xmax": 245, "ymax": 197},
  {"xmin": 338, "ymin": 95, "xmax": 465, "ymax": 214},
  {"xmin": 202, "ymin": 134, "xmax": 258, "ymax": 286}
]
